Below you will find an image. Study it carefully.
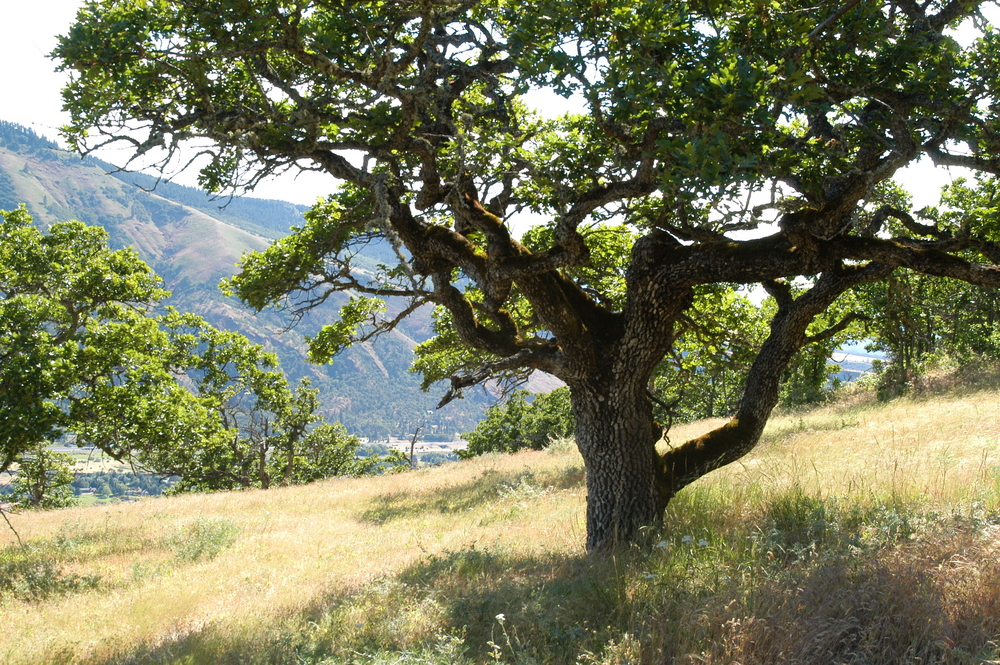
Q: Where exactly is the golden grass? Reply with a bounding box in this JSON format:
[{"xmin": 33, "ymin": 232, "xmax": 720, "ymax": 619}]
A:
[
  {"xmin": 2, "ymin": 381, "xmax": 1000, "ymax": 664},
  {"xmin": 696, "ymin": 387, "xmax": 1000, "ymax": 506},
  {"xmin": 1, "ymin": 452, "xmax": 588, "ymax": 664}
]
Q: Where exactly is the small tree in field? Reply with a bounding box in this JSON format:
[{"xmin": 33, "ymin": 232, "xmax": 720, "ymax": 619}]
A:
[
  {"xmin": 0, "ymin": 209, "xmax": 400, "ymax": 495},
  {"xmin": 57, "ymin": 0, "xmax": 1000, "ymax": 549},
  {"xmin": 9, "ymin": 443, "xmax": 77, "ymax": 510}
]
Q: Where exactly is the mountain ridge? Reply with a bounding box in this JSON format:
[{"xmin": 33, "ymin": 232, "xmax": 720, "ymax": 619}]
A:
[{"xmin": 0, "ymin": 120, "xmax": 490, "ymax": 439}]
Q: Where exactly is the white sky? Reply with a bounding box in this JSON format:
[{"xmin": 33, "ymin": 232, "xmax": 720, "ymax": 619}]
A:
[
  {"xmin": 1, "ymin": 0, "xmax": 995, "ymax": 209},
  {"xmin": 0, "ymin": 0, "xmax": 332, "ymax": 204}
]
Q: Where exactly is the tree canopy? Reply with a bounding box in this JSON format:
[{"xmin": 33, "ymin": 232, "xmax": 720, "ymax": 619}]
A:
[
  {"xmin": 0, "ymin": 208, "xmax": 402, "ymax": 499},
  {"xmin": 0, "ymin": 207, "xmax": 172, "ymax": 474},
  {"xmin": 56, "ymin": 0, "xmax": 1000, "ymax": 549}
]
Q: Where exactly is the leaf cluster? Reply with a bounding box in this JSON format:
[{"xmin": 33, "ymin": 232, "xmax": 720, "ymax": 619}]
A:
[
  {"xmin": 460, "ymin": 387, "xmax": 574, "ymax": 458},
  {"xmin": 0, "ymin": 208, "xmax": 405, "ymax": 504}
]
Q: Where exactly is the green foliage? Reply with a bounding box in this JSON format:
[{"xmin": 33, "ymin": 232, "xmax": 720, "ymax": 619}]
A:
[
  {"xmin": 0, "ymin": 208, "xmax": 405, "ymax": 496},
  {"xmin": 53, "ymin": 0, "xmax": 1000, "ymax": 546},
  {"xmin": 651, "ymin": 285, "xmax": 771, "ymax": 422},
  {"xmin": 0, "ymin": 206, "xmax": 171, "ymax": 473},
  {"xmin": 309, "ymin": 297, "xmax": 388, "ymax": 364},
  {"xmin": 147, "ymin": 313, "xmax": 408, "ymax": 491},
  {"xmin": 68, "ymin": 469, "xmax": 174, "ymax": 498},
  {"xmin": 8, "ymin": 443, "xmax": 77, "ymax": 510},
  {"xmin": 0, "ymin": 549, "xmax": 101, "ymax": 602},
  {"xmin": 780, "ymin": 288, "xmax": 865, "ymax": 407},
  {"xmin": 279, "ymin": 423, "xmax": 408, "ymax": 484},
  {"xmin": 0, "ymin": 119, "xmax": 483, "ymax": 441},
  {"xmin": 171, "ymin": 517, "xmax": 242, "ymax": 562},
  {"xmin": 854, "ymin": 177, "xmax": 1000, "ymax": 397},
  {"xmin": 460, "ymin": 388, "xmax": 574, "ymax": 458}
]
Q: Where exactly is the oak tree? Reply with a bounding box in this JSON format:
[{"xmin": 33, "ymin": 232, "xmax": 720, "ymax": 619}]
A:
[
  {"xmin": 58, "ymin": 0, "xmax": 1000, "ymax": 549},
  {"xmin": 0, "ymin": 206, "xmax": 176, "ymax": 475},
  {"xmin": 0, "ymin": 208, "xmax": 396, "ymax": 495}
]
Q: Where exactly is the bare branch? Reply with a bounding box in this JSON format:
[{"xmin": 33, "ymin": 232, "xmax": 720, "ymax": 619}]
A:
[{"xmin": 437, "ymin": 347, "xmax": 558, "ymax": 408}]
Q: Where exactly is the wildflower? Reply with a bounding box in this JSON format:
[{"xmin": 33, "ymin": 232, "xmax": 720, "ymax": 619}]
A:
[
  {"xmin": 698, "ymin": 538, "xmax": 709, "ymax": 547},
  {"xmin": 655, "ymin": 540, "xmax": 668, "ymax": 549},
  {"xmin": 495, "ymin": 613, "xmax": 506, "ymax": 623},
  {"xmin": 681, "ymin": 535, "xmax": 694, "ymax": 544}
]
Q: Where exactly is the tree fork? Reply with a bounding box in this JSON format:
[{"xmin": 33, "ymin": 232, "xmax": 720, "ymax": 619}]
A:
[{"xmin": 659, "ymin": 265, "xmax": 892, "ymax": 499}]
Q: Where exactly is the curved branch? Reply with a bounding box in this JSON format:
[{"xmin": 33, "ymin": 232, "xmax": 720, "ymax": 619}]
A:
[
  {"xmin": 832, "ymin": 236, "xmax": 1000, "ymax": 287},
  {"xmin": 925, "ymin": 145, "xmax": 1000, "ymax": 177},
  {"xmin": 431, "ymin": 274, "xmax": 520, "ymax": 358},
  {"xmin": 804, "ymin": 311, "xmax": 868, "ymax": 344},
  {"xmin": 658, "ymin": 262, "xmax": 892, "ymax": 497},
  {"xmin": 436, "ymin": 346, "xmax": 560, "ymax": 408},
  {"xmin": 862, "ymin": 204, "xmax": 946, "ymax": 238}
]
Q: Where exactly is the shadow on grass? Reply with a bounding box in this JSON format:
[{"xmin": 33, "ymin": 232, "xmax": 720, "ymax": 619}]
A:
[
  {"xmin": 95, "ymin": 515, "xmax": 1000, "ymax": 665},
  {"xmin": 357, "ymin": 463, "xmax": 585, "ymax": 526},
  {"xmin": 92, "ymin": 544, "xmax": 634, "ymax": 665},
  {"xmin": 656, "ymin": 529, "xmax": 1000, "ymax": 665},
  {"xmin": 911, "ymin": 361, "xmax": 1000, "ymax": 398},
  {"xmin": 0, "ymin": 520, "xmax": 159, "ymax": 604},
  {"xmin": 74, "ymin": 484, "xmax": 1000, "ymax": 665}
]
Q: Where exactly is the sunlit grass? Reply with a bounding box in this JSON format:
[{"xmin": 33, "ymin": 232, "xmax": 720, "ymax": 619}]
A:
[{"xmin": 2, "ymin": 378, "xmax": 1000, "ymax": 664}]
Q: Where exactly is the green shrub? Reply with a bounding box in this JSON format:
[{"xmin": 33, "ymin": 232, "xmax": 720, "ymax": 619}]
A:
[
  {"xmin": 172, "ymin": 516, "xmax": 242, "ymax": 562},
  {"xmin": 0, "ymin": 547, "xmax": 100, "ymax": 602},
  {"xmin": 460, "ymin": 388, "xmax": 574, "ymax": 458}
]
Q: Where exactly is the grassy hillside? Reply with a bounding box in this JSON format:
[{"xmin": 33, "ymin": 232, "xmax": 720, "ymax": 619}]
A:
[{"xmin": 3, "ymin": 378, "xmax": 1000, "ymax": 665}]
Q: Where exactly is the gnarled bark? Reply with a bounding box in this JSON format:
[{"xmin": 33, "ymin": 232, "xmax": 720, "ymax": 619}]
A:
[{"xmin": 570, "ymin": 377, "xmax": 667, "ymax": 550}]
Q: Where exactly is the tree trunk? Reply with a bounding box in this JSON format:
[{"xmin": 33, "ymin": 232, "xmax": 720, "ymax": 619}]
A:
[
  {"xmin": 570, "ymin": 268, "xmax": 890, "ymax": 551},
  {"xmin": 572, "ymin": 380, "xmax": 666, "ymax": 551}
]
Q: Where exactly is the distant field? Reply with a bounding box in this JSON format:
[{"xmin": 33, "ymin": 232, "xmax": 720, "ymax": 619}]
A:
[{"xmin": 2, "ymin": 379, "xmax": 999, "ymax": 664}]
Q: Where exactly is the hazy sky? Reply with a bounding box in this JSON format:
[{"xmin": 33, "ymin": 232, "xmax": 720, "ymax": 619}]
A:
[
  {"xmin": 1, "ymin": 0, "xmax": 995, "ymax": 209},
  {"xmin": 0, "ymin": 0, "xmax": 334, "ymax": 204},
  {"xmin": 1, "ymin": 0, "xmax": 79, "ymax": 136}
]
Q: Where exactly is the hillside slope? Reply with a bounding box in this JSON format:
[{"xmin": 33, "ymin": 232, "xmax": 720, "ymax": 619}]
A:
[
  {"xmin": 2, "ymin": 381, "xmax": 999, "ymax": 664},
  {"xmin": 0, "ymin": 121, "xmax": 488, "ymax": 438}
]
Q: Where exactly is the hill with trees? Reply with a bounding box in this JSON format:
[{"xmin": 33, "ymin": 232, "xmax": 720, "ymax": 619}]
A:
[{"xmin": 0, "ymin": 120, "xmax": 489, "ymax": 439}]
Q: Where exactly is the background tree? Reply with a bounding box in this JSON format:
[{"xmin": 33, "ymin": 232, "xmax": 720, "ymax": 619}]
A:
[
  {"xmin": 854, "ymin": 177, "xmax": 1000, "ymax": 395},
  {"xmin": 0, "ymin": 206, "xmax": 174, "ymax": 474},
  {"xmin": 284, "ymin": 423, "xmax": 407, "ymax": 484},
  {"xmin": 460, "ymin": 387, "xmax": 575, "ymax": 458},
  {"xmin": 147, "ymin": 313, "xmax": 408, "ymax": 491},
  {"xmin": 57, "ymin": 0, "xmax": 1000, "ymax": 549},
  {"xmin": 8, "ymin": 442, "xmax": 78, "ymax": 510},
  {"xmin": 0, "ymin": 208, "xmax": 401, "ymax": 496}
]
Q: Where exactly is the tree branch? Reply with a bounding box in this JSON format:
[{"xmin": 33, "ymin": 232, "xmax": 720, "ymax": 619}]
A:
[
  {"xmin": 804, "ymin": 311, "xmax": 869, "ymax": 344},
  {"xmin": 436, "ymin": 347, "xmax": 559, "ymax": 408},
  {"xmin": 659, "ymin": 262, "xmax": 892, "ymax": 496},
  {"xmin": 0, "ymin": 505, "xmax": 23, "ymax": 550},
  {"xmin": 832, "ymin": 236, "xmax": 1000, "ymax": 287}
]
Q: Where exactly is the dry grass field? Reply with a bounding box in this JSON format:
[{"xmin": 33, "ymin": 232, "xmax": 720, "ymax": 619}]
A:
[{"xmin": 3, "ymin": 379, "xmax": 1000, "ymax": 664}]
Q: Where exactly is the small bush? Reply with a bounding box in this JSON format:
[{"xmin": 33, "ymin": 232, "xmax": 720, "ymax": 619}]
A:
[
  {"xmin": 0, "ymin": 547, "xmax": 101, "ymax": 602},
  {"xmin": 461, "ymin": 388, "xmax": 574, "ymax": 458},
  {"xmin": 171, "ymin": 516, "xmax": 241, "ymax": 562}
]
